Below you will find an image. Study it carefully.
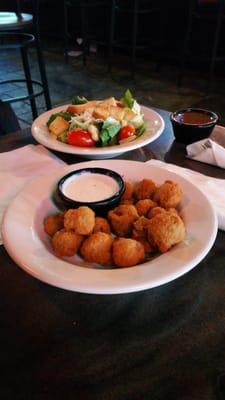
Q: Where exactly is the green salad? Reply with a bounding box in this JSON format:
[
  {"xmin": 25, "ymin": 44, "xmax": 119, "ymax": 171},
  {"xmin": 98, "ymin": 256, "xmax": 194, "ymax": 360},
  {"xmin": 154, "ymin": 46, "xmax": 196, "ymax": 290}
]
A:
[{"xmin": 46, "ymin": 89, "xmax": 146, "ymax": 148}]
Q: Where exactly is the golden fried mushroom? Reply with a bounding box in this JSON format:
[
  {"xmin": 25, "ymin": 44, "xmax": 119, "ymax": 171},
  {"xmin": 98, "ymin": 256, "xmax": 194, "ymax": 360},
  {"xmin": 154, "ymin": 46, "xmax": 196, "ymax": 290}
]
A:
[
  {"xmin": 133, "ymin": 216, "xmax": 151, "ymax": 231},
  {"xmin": 153, "ymin": 180, "xmax": 182, "ymax": 209},
  {"xmin": 148, "ymin": 206, "xmax": 179, "ymax": 219},
  {"xmin": 64, "ymin": 206, "xmax": 95, "ymax": 235},
  {"xmin": 112, "ymin": 238, "xmax": 145, "ymax": 267},
  {"xmin": 134, "ymin": 179, "xmax": 158, "ymax": 200},
  {"xmin": 135, "ymin": 199, "xmax": 157, "ymax": 216},
  {"xmin": 147, "ymin": 206, "xmax": 167, "ymax": 219},
  {"xmin": 93, "ymin": 217, "xmax": 111, "ymax": 234},
  {"xmin": 44, "ymin": 212, "xmax": 64, "ymax": 236},
  {"xmin": 132, "ymin": 216, "xmax": 153, "ymax": 253},
  {"xmin": 132, "ymin": 230, "xmax": 152, "ymax": 253},
  {"xmin": 52, "ymin": 229, "xmax": 83, "ymax": 257},
  {"xmin": 80, "ymin": 232, "xmax": 114, "ymax": 265},
  {"xmin": 147, "ymin": 211, "xmax": 186, "ymax": 253},
  {"xmin": 167, "ymin": 208, "xmax": 179, "ymax": 216},
  {"xmin": 45, "ymin": 177, "xmax": 187, "ymax": 268},
  {"xmin": 120, "ymin": 181, "xmax": 134, "ymax": 202},
  {"xmin": 108, "ymin": 204, "xmax": 139, "ymax": 237}
]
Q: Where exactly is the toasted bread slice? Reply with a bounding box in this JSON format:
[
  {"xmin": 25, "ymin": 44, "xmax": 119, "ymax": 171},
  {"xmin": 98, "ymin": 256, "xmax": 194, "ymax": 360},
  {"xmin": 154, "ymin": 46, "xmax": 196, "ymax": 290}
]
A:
[
  {"xmin": 49, "ymin": 116, "xmax": 69, "ymax": 135},
  {"xmin": 99, "ymin": 97, "xmax": 117, "ymax": 107},
  {"xmin": 67, "ymin": 100, "xmax": 100, "ymax": 114},
  {"xmin": 109, "ymin": 106, "xmax": 125, "ymax": 121},
  {"xmin": 93, "ymin": 106, "xmax": 110, "ymax": 120}
]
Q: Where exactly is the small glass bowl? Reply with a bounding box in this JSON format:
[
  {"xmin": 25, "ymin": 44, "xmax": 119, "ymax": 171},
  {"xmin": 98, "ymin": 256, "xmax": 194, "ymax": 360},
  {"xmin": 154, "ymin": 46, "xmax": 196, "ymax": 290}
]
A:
[
  {"xmin": 170, "ymin": 108, "xmax": 218, "ymax": 144},
  {"xmin": 57, "ymin": 167, "xmax": 125, "ymax": 215}
]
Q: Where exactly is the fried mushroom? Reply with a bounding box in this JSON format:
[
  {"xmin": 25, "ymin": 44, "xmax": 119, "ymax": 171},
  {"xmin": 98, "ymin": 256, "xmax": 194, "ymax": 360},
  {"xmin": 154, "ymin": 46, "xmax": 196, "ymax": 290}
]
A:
[
  {"xmin": 80, "ymin": 232, "xmax": 114, "ymax": 265},
  {"xmin": 147, "ymin": 206, "xmax": 167, "ymax": 219},
  {"xmin": 52, "ymin": 229, "xmax": 83, "ymax": 257},
  {"xmin": 108, "ymin": 204, "xmax": 139, "ymax": 237},
  {"xmin": 93, "ymin": 217, "xmax": 111, "ymax": 234},
  {"xmin": 134, "ymin": 179, "xmax": 158, "ymax": 200},
  {"xmin": 64, "ymin": 206, "xmax": 95, "ymax": 235},
  {"xmin": 132, "ymin": 216, "xmax": 153, "ymax": 253},
  {"xmin": 147, "ymin": 206, "xmax": 179, "ymax": 219},
  {"xmin": 120, "ymin": 181, "xmax": 134, "ymax": 202},
  {"xmin": 153, "ymin": 180, "xmax": 182, "ymax": 209},
  {"xmin": 147, "ymin": 211, "xmax": 186, "ymax": 253},
  {"xmin": 135, "ymin": 199, "xmax": 157, "ymax": 216},
  {"xmin": 44, "ymin": 212, "xmax": 64, "ymax": 236},
  {"xmin": 112, "ymin": 238, "xmax": 145, "ymax": 267}
]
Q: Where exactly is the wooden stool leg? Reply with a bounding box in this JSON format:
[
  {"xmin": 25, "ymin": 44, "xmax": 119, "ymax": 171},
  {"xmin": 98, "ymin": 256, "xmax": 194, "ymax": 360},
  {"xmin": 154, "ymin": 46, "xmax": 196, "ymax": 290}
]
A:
[{"xmin": 20, "ymin": 46, "xmax": 38, "ymax": 120}]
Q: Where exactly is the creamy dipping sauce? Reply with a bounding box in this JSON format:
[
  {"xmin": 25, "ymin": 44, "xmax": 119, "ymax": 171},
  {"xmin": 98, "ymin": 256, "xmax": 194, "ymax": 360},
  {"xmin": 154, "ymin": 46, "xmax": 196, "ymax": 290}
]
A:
[{"xmin": 62, "ymin": 173, "xmax": 119, "ymax": 202}]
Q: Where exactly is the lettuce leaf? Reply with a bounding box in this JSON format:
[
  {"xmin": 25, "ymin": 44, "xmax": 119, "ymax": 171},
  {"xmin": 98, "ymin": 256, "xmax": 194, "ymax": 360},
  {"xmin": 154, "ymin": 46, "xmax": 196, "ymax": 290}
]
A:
[
  {"xmin": 136, "ymin": 122, "xmax": 146, "ymax": 137},
  {"xmin": 99, "ymin": 121, "xmax": 120, "ymax": 146},
  {"xmin": 71, "ymin": 95, "xmax": 88, "ymax": 105},
  {"xmin": 57, "ymin": 131, "xmax": 69, "ymax": 143},
  {"xmin": 121, "ymin": 89, "xmax": 134, "ymax": 109}
]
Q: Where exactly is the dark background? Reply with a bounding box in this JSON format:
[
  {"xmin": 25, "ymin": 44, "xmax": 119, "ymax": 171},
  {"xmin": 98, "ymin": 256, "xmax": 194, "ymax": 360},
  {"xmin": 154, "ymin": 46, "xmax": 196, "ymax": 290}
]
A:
[{"xmin": 2, "ymin": 1, "xmax": 225, "ymax": 72}]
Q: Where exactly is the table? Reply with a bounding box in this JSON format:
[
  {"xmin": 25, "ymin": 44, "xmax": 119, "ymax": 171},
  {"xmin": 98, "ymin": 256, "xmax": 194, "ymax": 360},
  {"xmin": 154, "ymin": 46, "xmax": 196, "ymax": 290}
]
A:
[{"xmin": 1, "ymin": 108, "xmax": 225, "ymax": 400}]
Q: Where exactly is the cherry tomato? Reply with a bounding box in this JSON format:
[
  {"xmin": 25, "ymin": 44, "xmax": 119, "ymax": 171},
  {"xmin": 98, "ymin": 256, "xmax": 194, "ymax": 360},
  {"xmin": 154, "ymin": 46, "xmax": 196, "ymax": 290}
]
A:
[
  {"xmin": 118, "ymin": 124, "xmax": 135, "ymax": 141},
  {"xmin": 67, "ymin": 130, "xmax": 95, "ymax": 147}
]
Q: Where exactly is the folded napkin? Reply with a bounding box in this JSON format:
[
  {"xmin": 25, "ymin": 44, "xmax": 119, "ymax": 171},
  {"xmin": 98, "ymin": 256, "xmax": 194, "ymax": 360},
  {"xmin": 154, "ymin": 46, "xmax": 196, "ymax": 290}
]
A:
[
  {"xmin": 146, "ymin": 159, "xmax": 225, "ymax": 231},
  {"xmin": 0, "ymin": 145, "xmax": 65, "ymax": 245},
  {"xmin": 187, "ymin": 125, "xmax": 225, "ymax": 168}
]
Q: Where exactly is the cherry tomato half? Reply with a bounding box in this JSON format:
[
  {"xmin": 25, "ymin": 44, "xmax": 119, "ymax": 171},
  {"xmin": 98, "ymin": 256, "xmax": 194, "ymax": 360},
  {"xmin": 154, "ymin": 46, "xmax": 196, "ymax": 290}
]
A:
[
  {"xmin": 67, "ymin": 130, "xmax": 95, "ymax": 147},
  {"xmin": 118, "ymin": 124, "xmax": 135, "ymax": 141}
]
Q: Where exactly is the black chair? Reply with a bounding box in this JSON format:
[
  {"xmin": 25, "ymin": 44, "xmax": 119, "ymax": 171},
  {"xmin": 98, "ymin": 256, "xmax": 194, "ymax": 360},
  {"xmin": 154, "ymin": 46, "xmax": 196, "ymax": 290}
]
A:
[
  {"xmin": 63, "ymin": 0, "xmax": 110, "ymax": 65},
  {"xmin": 63, "ymin": 0, "xmax": 80, "ymax": 64},
  {"xmin": 0, "ymin": 0, "xmax": 51, "ymax": 120},
  {"xmin": 108, "ymin": 0, "xmax": 165, "ymax": 78},
  {"xmin": 178, "ymin": 0, "xmax": 225, "ymax": 88},
  {"xmin": 0, "ymin": 100, "xmax": 20, "ymax": 135},
  {"xmin": 80, "ymin": 0, "xmax": 110, "ymax": 65}
]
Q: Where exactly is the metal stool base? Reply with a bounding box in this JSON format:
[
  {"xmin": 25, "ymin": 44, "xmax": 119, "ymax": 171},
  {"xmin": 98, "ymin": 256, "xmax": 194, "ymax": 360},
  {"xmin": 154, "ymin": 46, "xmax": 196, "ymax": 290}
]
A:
[{"xmin": 0, "ymin": 31, "xmax": 51, "ymax": 120}]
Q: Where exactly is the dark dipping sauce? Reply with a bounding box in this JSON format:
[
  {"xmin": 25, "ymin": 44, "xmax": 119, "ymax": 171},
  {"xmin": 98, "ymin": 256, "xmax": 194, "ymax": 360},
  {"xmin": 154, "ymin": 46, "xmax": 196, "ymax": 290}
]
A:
[
  {"xmin": 170, "ymin": 108, "xmax": 218, "ymax": 144},
  {"xmin": 175, "ymin": 111, "xmax": 214, "ymax": 125}
]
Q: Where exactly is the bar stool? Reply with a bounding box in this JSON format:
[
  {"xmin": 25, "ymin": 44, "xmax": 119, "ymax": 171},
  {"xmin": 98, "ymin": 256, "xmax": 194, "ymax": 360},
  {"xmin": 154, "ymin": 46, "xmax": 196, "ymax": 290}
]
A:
[
  {"xmin": 178, "ymin": 0, "xmax": 225, "ymax": 89},
  {"xmin": 80, "ymin": 0, "xmax": 110, "ymax": 65},
  {"xmin": 0, "ymin": 100, "xmax": 20, "ymax": 135},
  {"xmin": 108, "ymin": 0, "xmax": 163, "ymax": 78},
  {"xmin": 0, "ymin": 0, "xmax": 51, "ymax": 121},
  {"xmin": 63, "ymin": 0, "xmax": 80, "ymax": 64},
  {"xmin": 63, "ymin": 0, "xmax": 109, "ymax": 65}
]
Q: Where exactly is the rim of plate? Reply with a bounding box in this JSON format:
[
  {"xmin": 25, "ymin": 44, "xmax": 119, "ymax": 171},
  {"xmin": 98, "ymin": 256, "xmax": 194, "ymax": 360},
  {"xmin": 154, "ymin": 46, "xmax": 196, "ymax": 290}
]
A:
[
  {"xmin": 31, "ymin": 105, "xmax": 165, "ymax": 156},
  {"xmin": 2, "ymin": 160, "xmax": 218, "ymax": 294}
]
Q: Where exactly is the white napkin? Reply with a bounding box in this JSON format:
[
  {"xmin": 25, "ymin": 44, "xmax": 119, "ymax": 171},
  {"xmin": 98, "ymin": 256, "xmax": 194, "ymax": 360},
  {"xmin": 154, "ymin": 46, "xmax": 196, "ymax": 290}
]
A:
[
  {"xmin": 0, "ymin": 145, "xmax": 65, "ymax": 245},
  {"xmin": 146, "ymin": 159, "xmax": 225, "ymax": 231},
  {"xmin": 186, "ymin": 125, "xmax": 225, "ymax": 168}
]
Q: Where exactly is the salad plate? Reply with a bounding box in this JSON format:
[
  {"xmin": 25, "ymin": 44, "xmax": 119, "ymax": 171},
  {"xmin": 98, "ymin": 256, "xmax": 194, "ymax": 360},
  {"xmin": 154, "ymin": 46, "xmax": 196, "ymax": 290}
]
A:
[
  {"xmin": 2, "ymin": 160, "xmax": 217, "ymax": 294},
  {"xmin": 31, "ymin": 105, "xmax": 165, "ymax": 159}
]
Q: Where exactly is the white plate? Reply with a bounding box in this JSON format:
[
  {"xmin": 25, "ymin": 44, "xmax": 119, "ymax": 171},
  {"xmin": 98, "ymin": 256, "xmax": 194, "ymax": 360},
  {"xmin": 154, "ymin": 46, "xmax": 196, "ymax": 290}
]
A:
[
  {"xmin": 2, "ymin": 160, "xmax": 217, "ymax": 294},
  {"xmin": 31, "ymin": 105, "xmax": 165, "ymax": 159}
]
